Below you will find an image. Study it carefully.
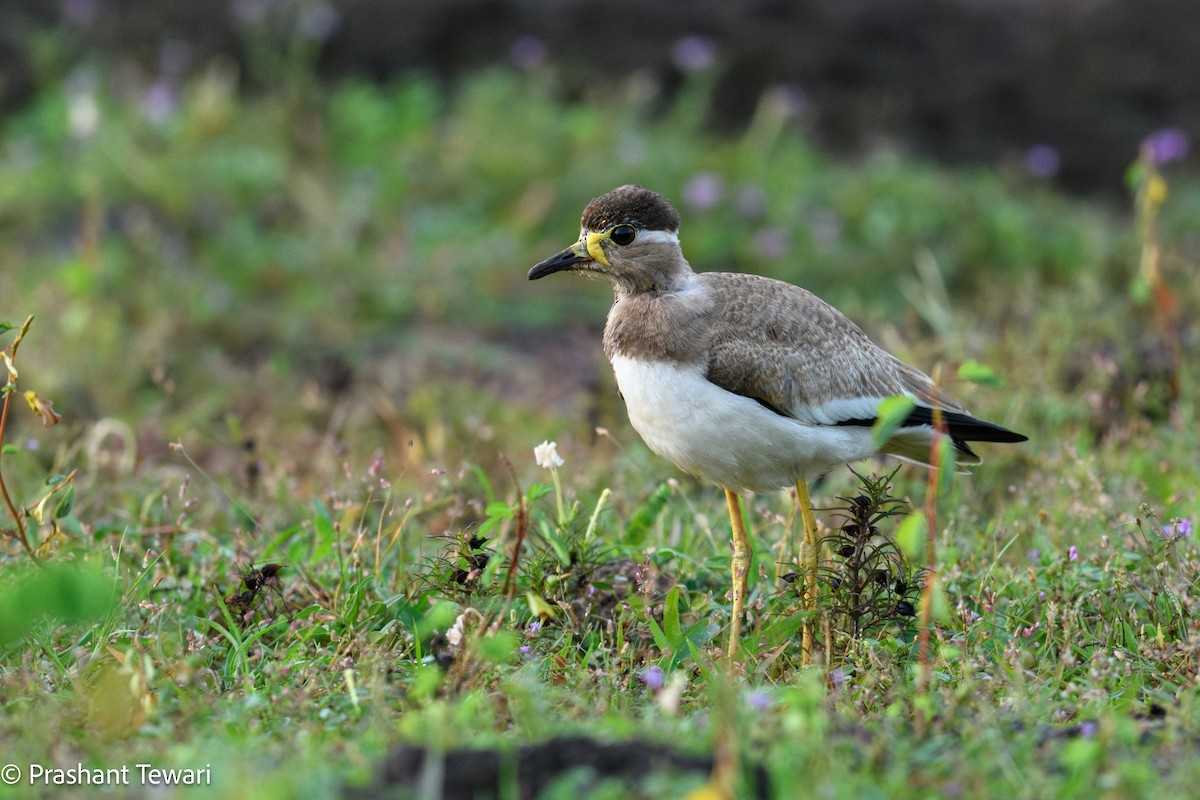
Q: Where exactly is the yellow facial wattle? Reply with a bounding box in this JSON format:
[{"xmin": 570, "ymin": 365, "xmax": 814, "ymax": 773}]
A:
[{"xmin": 584, "ymin": 231, "xmax": 611, "ymax": 267}]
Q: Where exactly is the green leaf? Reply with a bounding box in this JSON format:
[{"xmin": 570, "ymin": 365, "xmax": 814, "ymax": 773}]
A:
[
  {"xmin": 484, "ymin": 500, "xmax": 515, "ymax": 520},
  {"xmin": 0, "ymin": 562, "xmax": 116, "ymax": 644},
  {"xmin": 957, "ymin": 359, "xmax": 1004, "ymax": 388},
  {"xmin": 409, "ymin": 663, "xmax": 444, "ymax": 701},
  {"xmin": 663, "ymin": 585, "xmax": 683, "ymax": 641},
  {"xmin": 53, "ymin": 485, "xmax": 75, "ymax": 519},
  {"xmin": 540, "ymin": 523, "xmax": 571, "ymax": 566},
  {"xmin": 626, "ymin": 483, "xmax": 672, "ymax": 544},
  {"xmin": 871, "ymin": 395, "xmax": 917, "ymax": 448},
  {"xmin": 1060, "ymin": 736, "xmax": 1103, "ymax": 772},
  {"xmin": 524, "ymin": 483, "xmax": 553, "ymax": 503},
  {"xmin": 758, "ymin": 615, "xmax": 805, "ymax": 648},
  {"xmin": 469, "ymin": 464, "xmax": 497, "ymax": 506},
  {"xmin": 1124, "ymin": 162, "xmax": 1146, "ymax": 191},
  {"xmin": 263, "ymin": 523, "xmax": 306, "ymax": 562},
  {"xmin": 896, "ymin": 513, "xmax": 926, "ymax": 563},
  {"xmin": 292, "ymin": 603, "xmax": 322, "ymax": 620},
  {"xmin": 524, "ymin": 590, "xmax": 557, "ymax": 620},
  {"xmin": 422, "ymin": 601, "xmax": 462, "ymax": 636},
  {"xmin": 936, "ymin": 436, "xmax": 957, "ymax": 496},
  {"xmin": 310, "ymin": 497, "xmax": 336, "ymax": 561},
  {"xmin": 298, "ymin": 624, "xmax": 332, "ymax": 645},
  {"xmin": 474, "ymin": 630, "xmax": 519, "ymax": 663},
  {"xmin": 341, "ymin": 581, "xmax": 364, "ymax": 625},
  {"xmin": 1129, "ymin": 275, "xmax": 1151, "ymax": 304},
  {"xmin": 684, "ymin": 621, "xmax": 722, "ymax": 653},
  {"xmin": 646, "ymin": 618, "xmax": 671, "ymax": 652},
  {"xmin": 922, "ymin": 580, "xmax": 952, "ymax": 625}
]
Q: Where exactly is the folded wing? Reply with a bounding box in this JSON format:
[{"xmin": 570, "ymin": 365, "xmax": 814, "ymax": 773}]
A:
[{"xmin": 699, "ymin": 272, "xmax": 1026, "ymax": 466}]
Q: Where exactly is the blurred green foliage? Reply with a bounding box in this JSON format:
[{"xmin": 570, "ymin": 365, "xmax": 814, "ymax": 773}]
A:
[
  {"xmin": 1, "ymin": 64, "xmax": 1180, "ymax": 382},
  {"xmin": 0, "ymin": 559, "xmax": 116, "ymax": 644}
]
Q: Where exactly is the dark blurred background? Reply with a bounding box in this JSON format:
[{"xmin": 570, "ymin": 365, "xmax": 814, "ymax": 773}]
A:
[{"xmin": 1, "ymin": 0, "xmax": 1197, "ymax": 195}]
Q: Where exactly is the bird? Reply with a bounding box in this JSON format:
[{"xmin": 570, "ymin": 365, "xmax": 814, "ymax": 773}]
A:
[{"xmin": 528, "ymin": 184, "xmax": 1027, "ymax": 661}]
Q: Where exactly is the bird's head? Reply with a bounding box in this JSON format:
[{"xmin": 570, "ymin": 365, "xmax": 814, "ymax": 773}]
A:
[{"xmin": 528, "ymin": 185, "xmax": 689, "ymax": 294}]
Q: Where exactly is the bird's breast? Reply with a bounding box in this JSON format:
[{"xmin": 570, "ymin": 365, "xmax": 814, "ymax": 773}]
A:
[{"xmin": 608, "ymin": 354, "xmax": 877, "ymax": 492}]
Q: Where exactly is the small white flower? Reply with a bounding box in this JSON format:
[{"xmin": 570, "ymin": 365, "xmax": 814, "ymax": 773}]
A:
[
  {"xmin": 446, "ymin": 613, "xmax": 466, "ymax": 647},
  {"xmin": 534, "ymin": 440, "xmax": 564, "ymax": 469}
]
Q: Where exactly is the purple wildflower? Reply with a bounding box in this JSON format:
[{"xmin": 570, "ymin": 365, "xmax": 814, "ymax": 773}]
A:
[
  {"xmin": 672, "ymin": 35, "xmax": 716, "ymax": 73},
  {"xmin": 1024, "ymin": 144, "xmax": 1061, "ymax": 178},
  {"xmin": 1164, "ymin": 519, "xmax": 1193, "ymax": 540},
  {"xmin": 763, "ymin": 84, "xmax": 809, "ymax": 118},
  {"xmin": 300, "ymin": 3, "xmax": 340, "ymax": 41},
  {"xmin": 61, "ymin": 0, "xmax": 97, "ymax": 24},
  {"xmin": 638, "ymin": 665, "xmax": 664, "ymax": 690},
  {"xmin": 734, "ymin": 185, "xmax": 767, "ymax": 220},
  {"xmin": 1029, "ymin": 549, "xmax": 1040, "ymax": 564},
  {"xmin": 745, "ymin": 690, "xmax": 771, "ymax": 711},
  {"xmin": 809, "ymin": 208, "xmax": 843, "ymax": 248},
  {"xmin": 141, "ymin": 81, "xmax": 178, "ymax": 124},
  {"xmin": 752, "ymin": 227, "xmax": 789, "ymax": 260},
  {"xmin": 232, "ymin": 0, "xmax": 270, "ymax": 26},
  {"xmin": 1068, "ymin": 545, "xmax": 1078, "ymax": 562},
  {"xmin": 682, "ymin": 173, "xmax": 723, "ymax": 211},
  {"xmin": 1143, "ymin": 128, "xmax": 1191, "ymax": 166},
  {"xmin": 510, "ymin": 36, "xmax": 547, "ymax": 70}
]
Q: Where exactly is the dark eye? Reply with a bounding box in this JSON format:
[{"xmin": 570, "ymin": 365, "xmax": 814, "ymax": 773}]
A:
[{"xmin": 610, "ymin": 225, "xmax": 636, "ymax": 246}]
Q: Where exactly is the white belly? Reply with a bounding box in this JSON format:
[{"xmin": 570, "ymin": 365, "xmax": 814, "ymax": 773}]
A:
[{"xmin": 610, "ymin": 355, "xmax": 878, "ymax": 493}]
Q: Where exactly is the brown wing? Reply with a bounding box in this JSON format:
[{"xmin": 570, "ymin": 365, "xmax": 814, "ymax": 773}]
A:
[{"xmin": 699, "ymin": 272, "xmax": 964, "ymax": 425}]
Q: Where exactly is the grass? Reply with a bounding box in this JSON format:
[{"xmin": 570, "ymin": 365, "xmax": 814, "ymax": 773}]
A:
[{"xmin": 0, "ymin": 48, "xmax": 1198, "ymax": 799}]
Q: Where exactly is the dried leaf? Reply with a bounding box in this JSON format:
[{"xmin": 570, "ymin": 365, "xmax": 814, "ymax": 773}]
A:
[{"xmin": 24, "ymin": 391, "xmax": 62, "ymax": 427}]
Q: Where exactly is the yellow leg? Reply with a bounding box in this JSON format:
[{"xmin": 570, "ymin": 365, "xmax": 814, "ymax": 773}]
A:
[
  {"xmin": 725, "ymin": 488, "xmax": 751, "ymax": 660},
  {"xmin": 796, "ymin": 479, "xmax": 819, "ymax": 666}
]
